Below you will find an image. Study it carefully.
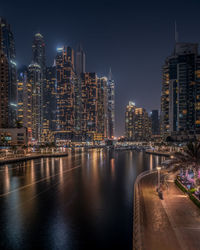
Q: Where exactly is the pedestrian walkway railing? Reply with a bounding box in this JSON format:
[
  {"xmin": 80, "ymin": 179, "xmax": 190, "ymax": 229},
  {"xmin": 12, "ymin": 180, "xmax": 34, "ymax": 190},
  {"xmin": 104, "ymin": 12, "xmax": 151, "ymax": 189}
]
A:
[{"xmin": 133, "ymin": 169, "xmax": 156, "ymax": 250}]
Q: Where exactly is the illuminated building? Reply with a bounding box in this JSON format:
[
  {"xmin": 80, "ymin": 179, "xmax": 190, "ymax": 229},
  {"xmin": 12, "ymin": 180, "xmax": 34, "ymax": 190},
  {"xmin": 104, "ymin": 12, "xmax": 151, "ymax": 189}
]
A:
[
  {"xmin": 97, "ymin": 77, "xmax": 108, "ymax": 139},
  {"xmin": 74, "ymin": 44, "xmax": 85, "ymax": 140},
  {"xmin": 161, "ymin": 43, "xmax": 200, "ymax": 138},
  {"xmin": 0, "ymin": 27, "xmax": 9, "ymax": 128},
  {"xmin": 125, "ymin": 102, "xmax": 151, "ymax": 141},
  {"xmin": 0, "ymin": 127, "xmax": 28, "ymax": 146},
  {"xmin": 17, "ymin": 67, "xmax": 32, "ymax": 142},
  {"xmin": 134, "ymin": 107, "xmax": 151, "ymax": 141},
  {"xmin": 45, "ymin": 66, "xmax": 57, "ymax": 130},
  {"xmin": 32, "ymin": 33, "xmax": 46, "ymax": 73},
  {"xmin": 0, "ymin": 17, "xmax": 17, "ymax": 127},
  {"xmin": 81, "ymin": 73, "xmax": 98, "ymax": 141},
  {"xmin": 55, "ymin": 46, "xmax": 75, "ymax": 141},
  {"xmin": 74, "ymin": 74, "xmax": 82, "ymax": 140},
  {"xmin": 151, "ymin": 110, "xmax": 160, "ymax": 135},
  {"xmin": 42, "ymin": 66, "xmax": 57, "ymax": 142},
  {"xmin": 32, "ymin": 33, "xmax": 46, "ymax": 141},
  {"xmin": 125, "ymin": 102, "xmax": 136, "ymax": 140},
  {"xmin": 107, "ymin": 68, "xmax": 115, "ymax": 138},
  {"xmin": 76, "ymin": 44, "xmax": 85, "ymax": 75},
  {"xmin": 28, "ymin": 63, "xmax": 42, "ymax": 143}
]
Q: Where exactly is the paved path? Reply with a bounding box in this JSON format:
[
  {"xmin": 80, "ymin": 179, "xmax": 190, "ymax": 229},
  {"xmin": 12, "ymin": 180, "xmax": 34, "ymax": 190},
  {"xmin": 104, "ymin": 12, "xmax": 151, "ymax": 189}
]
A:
[{"xmin": 140, "ymin": 172, "xmax": 200, "ymax": 250}]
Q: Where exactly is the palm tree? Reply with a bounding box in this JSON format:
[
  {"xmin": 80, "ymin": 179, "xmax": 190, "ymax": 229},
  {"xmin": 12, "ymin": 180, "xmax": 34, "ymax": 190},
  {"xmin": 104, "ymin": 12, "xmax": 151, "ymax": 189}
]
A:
[{"xmin": 164, "ymin": 142, "xmax": 200, "ymax": 187}]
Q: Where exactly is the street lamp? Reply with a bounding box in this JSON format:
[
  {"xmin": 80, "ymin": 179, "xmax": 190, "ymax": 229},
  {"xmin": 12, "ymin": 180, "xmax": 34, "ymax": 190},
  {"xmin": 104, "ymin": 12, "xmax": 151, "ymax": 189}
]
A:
[{"xmin": 157, "ymin": 166, "xmax": 161, "ymax": 191}]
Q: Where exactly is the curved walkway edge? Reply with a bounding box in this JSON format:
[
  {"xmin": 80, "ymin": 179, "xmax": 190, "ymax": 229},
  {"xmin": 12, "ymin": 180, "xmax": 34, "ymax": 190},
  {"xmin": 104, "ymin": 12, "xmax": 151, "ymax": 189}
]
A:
[{"xmin": 133, "ymin": 169, "xmax": 156, "ymax": 250}]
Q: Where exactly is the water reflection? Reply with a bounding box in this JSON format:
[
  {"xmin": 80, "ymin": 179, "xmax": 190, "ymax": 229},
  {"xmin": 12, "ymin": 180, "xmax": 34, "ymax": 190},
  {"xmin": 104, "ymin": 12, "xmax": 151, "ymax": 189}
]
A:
[
  {"xmin": 0, "ymin": 150, "xmax": 165, "ymax": 250},
  {"xmin": 4, "ymin": 166, "xmax": 10, "ymax": 193},
  {"xmin": 111, "ymin": 158, "xmax": 115, "ymax": 179}
]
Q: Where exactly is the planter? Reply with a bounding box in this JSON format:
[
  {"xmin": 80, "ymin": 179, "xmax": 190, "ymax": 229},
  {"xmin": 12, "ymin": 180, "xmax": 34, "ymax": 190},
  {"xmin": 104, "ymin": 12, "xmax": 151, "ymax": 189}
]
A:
[{"xmin": 175, "ymin": 178, "xmax": 200, "ymax": 208}]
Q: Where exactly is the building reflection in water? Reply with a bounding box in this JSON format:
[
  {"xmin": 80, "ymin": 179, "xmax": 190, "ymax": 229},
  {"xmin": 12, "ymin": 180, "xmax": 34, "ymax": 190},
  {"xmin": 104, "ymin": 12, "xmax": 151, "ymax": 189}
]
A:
[
  {"xmin": 111, "ymin": 158, "xmax": 115, "ymax": 179},
  {"xmin": 59, "ymin": 158, "xmax": 64, "ymax": 186},
  {"xmin": 31, "ymin": 160, "xmax": 35, "ymax": 182},
  {"xmin": 149, "ymin": 154, "xmax": 153, "ymax": 171},
  {"xmin": 45, "ymin": 158, "xmax": 50, "ymax": 182},
  {"xmin": 4, "ymin": 165, "xmax": 10, "ymax": 193}
]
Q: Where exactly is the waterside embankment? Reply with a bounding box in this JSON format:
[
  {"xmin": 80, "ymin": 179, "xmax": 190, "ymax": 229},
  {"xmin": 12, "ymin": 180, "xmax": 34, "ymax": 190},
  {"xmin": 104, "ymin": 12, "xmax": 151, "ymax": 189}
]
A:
[{"xmin": 0, "ymin": 152, "xmax": 68, "ymax": 165}]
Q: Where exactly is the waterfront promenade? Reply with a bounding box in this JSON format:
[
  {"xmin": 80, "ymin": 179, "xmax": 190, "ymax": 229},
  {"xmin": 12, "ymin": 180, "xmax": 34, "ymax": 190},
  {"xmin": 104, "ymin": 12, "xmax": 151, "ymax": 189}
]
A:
[{"xmin": 134, "ymin": 171, "xmax": 200, "ymax": 250}]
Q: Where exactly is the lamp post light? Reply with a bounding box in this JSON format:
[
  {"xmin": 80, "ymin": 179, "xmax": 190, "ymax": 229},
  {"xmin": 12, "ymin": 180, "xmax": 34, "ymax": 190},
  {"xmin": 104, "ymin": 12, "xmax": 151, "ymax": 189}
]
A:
[{"xmin": 157, "ymin": 166, "xmax": 161, "ymax": 191}]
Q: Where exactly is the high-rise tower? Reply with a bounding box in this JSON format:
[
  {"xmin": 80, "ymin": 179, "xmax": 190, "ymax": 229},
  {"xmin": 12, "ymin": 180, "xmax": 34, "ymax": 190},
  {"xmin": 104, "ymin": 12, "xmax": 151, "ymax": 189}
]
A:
[
  {"xmin": 81, "ymin": 73, "xmax": 98, "ymax": 141},
  {"xmin": 151, "ymin": 110, "xmax": 160, "ymax": 135},
  {"xmin": 0, "ymin": 25, "xmax": 9, "ymax": 128},
  {"xmin": 125, "ymin": 102, "xmax": 136, "ymax": 140},
  {"xmin": 107, "ymin": 68, "xmax": 115, "ymax": 138},
  {"xmin": 28, "ymin": 63, "xmax": 42, "ymax": 142},
  {"xmin": 32, "ymin": 33, "xmax": 46, "ymax": 73},
  {"xmin": 98, "ymin": 77, "xmax": 108, "ymax": 139},
  {"xmin": 0, "ymin": 17, "xmax": 17, "ymax": 127},
  {"xmin": 32, "ymin": 33, "xmax": 46, "ymax": 141},
  {"xmin": 161, "ymin": 43, "xmax": 200, "ymax": 138},
  {"xmin": 76, "ymin": 44, "xmax": 85, "ymax": 75},
  {"xmin": 55, "ymin": 46, "xmax": 75, "ymax": 141},
  {"xmin": 42, "ymin": 65, "xmax": 57, "ymax": 142},
  {"xmin": 125, "ymin": 102, "xmax": 151, "ymax": 141},
  {"xmin": 17, "ymin": 66, "xmax": 32, "ymax": 142}
]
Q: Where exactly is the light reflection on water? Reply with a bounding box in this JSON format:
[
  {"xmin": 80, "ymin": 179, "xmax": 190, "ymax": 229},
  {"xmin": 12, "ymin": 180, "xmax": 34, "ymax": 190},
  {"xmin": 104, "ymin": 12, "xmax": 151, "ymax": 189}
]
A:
[{"xmin": 0, "ymin": 149, "xmax": 166, "ymax": 250}]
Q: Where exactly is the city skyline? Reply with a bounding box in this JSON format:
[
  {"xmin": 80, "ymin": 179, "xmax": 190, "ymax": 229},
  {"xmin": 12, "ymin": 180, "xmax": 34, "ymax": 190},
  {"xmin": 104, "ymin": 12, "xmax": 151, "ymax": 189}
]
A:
[
  {"xmin": 1, "ymin": 2, "xmax": 200, "ymax": 250},
  {"xmin": 2, "ymin": 0, "xmax": 200, "ymax": 136}
]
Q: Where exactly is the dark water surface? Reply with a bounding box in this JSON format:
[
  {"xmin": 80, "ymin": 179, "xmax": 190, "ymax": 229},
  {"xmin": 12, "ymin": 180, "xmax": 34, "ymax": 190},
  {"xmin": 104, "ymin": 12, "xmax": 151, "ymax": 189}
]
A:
[{"xmin": 0, "ymin": 149, "xmax": 165, "ymax": 250}]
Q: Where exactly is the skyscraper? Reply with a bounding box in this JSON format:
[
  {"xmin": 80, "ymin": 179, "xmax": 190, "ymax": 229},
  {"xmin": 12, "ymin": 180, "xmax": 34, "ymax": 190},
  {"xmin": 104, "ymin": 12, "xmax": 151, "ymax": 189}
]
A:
[
  {"xmin": 17, "ymin": 66, "xmax": 32, "ymax": 142},
  {"xmin": 45, "ymin": 66, "xmax": 57, "ymax": 130},
  {"xmin": 0, "ymin": 17, "xmax": 17, "ymax": 127},
  {"xmin": 32, "ymin": 33, "xmax": 46, "ymax": 140},
  {"xmin": 55, "ymin": 46, "xmax": 75, "ymax": 141},
  {"xmin": 161, "ymin": 43, "xmax": 200, "ymax": 138},
  {"xmin": 125, "ymin": 102, "xmax": 151, "ymax": 141},
  {"xmin": 42, "ymin": 65, "xmax": 57, "ymax": 142},
  {"xmin": 98, "ymin": 77, "xmax": 108, "ymax": 139},
  {"xmin": 81, "ymin": 73, "xmax": 98, "ymax": 141},
  {"xmin": 74, "ymin": 74, "xmax": 82, "ymax": 140},
  {"xmin": 134, "ymin": 107, "xmax": 151, "ymax": 141},
  {"xmin": 32, "ymin": 33, "xmax": 46, "ymax": 73},
  {"xmin": 125, "ymin": 102, "xmax": 136, "ymax": 140},
  {"xmin": 76, "ymin": 44, "xmax": 85, "ymax": 75},
  {"xmin": 151, "ymin": 110, "xmax": 160, "ymax": 135},
  {"xmin": 107, "ymin": 68, "xmax": 115, "ymax": 138},
  {"xmin": 28, "ymin": 63, "xmax": 42, "ymax": 143},
  {"xmin": 0, "ymin": 26, "xmax": 9, "ymax": 128}
]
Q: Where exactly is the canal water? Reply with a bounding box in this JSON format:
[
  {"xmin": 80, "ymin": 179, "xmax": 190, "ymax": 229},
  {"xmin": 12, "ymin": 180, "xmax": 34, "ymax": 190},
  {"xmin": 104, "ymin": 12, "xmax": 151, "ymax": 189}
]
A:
[{"xmin": 0, "ymin": 149, "xmax": 165, "ymax": 250}]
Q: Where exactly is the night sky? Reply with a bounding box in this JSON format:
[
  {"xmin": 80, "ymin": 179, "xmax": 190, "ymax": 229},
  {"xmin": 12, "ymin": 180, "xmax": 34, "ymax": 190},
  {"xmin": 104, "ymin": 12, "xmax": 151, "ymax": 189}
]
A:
[{"xmin": 1, "ymin": 0, "xmax": 200, "ymax": 136}]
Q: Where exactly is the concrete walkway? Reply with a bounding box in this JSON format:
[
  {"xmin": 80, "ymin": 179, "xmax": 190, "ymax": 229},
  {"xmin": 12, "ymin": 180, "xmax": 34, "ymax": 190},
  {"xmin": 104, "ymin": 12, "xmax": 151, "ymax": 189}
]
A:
[{"xmin": 139, "ymin": 172, "xmax": 200, "ymax": 250}]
